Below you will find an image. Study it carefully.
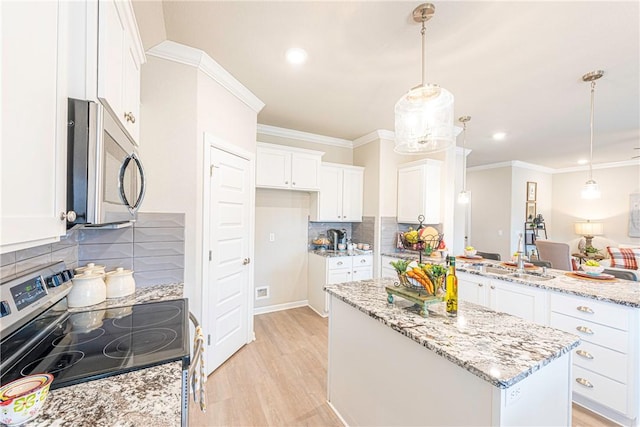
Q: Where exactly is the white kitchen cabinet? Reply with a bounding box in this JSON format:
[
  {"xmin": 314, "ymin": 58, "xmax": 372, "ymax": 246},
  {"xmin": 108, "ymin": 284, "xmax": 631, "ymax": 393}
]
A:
[
  {"xmin": 308, "ymin": 253, "xmax": 373, "ymax": 316},
  {"xmin": 310, "ymin": 163, "xmax": 364, "ymax": 222},
  {"xmin": 97, "ymin": 0, "xmax": 144, "ymax": 144},
  {"xmin": 1, "ymin": 1, "xmax": 69, "ymax": 253},
  {"xmin": 549, "ymin": 292, "xmax": 638, "ymax": 424},
  {"xmin": 397, "ymin": 159, "xmax": 442, "ymax": 224},
  {"xmin": 458, "ymin": 272, "xmax": 490, "ymax": 306},
  {"xmin": 381, "ymin": 256, "xmax": 401, "ymax": 279},
  {"xmin": 256, "ymin": 143, "xmax": 323, "ymax": 191}
]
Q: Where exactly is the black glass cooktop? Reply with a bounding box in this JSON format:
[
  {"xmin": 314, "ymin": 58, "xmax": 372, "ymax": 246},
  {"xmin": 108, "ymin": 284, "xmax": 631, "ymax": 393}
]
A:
[{"xmin": 0, "ymin": 299, "xmax": 190, "ymax": 390}]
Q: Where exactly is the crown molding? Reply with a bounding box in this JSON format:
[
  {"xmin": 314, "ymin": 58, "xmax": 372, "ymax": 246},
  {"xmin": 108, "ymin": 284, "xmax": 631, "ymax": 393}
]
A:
[
  {"xmin": 468, "ymin": 159, "xmax": 638, "ymax": 174},
  {"xmin": 256, "ymin": 124, "xmax": 352, "ymax": 148},
  {"xmin": 353, "ymin": 129, "xmax": 395, "ymax": 147},
  {"xmin": 146, "ymin": 40, "xmax": 264, "ymax": 113},
  {"xmin": 553, "ymin": 159, "xmax": 640, "ymax": 174}
]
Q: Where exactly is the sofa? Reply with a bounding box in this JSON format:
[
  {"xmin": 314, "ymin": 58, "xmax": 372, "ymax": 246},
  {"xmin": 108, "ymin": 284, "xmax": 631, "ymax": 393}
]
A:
[{"xmin": 568, "ymin": 237, "xmax": 640, "ymax": 280}]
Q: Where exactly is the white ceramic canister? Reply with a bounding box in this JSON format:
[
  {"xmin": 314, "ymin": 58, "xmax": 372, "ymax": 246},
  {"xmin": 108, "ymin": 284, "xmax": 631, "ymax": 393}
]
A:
[
  {"xmin": 104, "ymin": 267, "xmax": 136, "ymax": 299},
  {"xmin": 68, "ymin": 272, "xmax": 107, "ymax": 308},
  {"xmin": 74, "ymin": 263, "xmax": 106, "ymax": 277}
]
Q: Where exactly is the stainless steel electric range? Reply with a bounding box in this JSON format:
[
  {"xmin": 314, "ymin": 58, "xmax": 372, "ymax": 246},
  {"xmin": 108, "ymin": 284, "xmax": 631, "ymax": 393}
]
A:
[{"xmin": 0, "ymin": 261, "xmax": 191, "ymax": 425}]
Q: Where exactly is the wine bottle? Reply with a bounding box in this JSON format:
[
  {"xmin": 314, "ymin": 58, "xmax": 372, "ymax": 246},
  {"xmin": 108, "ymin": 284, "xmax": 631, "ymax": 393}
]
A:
[{"xmin": 445, "ymin": 256, "xmax": 458, "ymax": 317}]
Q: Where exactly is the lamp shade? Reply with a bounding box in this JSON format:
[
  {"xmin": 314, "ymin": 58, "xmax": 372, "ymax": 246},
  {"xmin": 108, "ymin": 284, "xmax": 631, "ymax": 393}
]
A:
[
  {"xmin": 394, "ymin": 84, "xmax": 456, "ymax": 153},
  {"xmin": 574, "ymin": 221, "xmax": 604, "ymax": 236}
]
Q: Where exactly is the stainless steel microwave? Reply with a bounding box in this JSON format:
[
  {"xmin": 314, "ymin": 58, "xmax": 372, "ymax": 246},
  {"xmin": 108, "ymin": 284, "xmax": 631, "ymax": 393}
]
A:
[{"xmin": 66, "ymin": 98, "xmax": 146, "ymax": 229}]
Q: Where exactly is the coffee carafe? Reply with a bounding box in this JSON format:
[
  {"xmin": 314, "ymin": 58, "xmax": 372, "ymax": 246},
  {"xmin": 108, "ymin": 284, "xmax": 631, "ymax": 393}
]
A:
[{"xmin": 327, "ymin": 228, "xmax": 347, "ymax": 251}]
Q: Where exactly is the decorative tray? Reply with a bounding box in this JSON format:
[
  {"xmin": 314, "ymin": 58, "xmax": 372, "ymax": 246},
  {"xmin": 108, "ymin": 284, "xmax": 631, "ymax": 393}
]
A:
[
  {"xmin": 385, "ymin": 273, "xmax": 444, "ymax": 317},
  {"xmin": 567, "ymin": 271, "xmax": 616, "ymax": 281}
]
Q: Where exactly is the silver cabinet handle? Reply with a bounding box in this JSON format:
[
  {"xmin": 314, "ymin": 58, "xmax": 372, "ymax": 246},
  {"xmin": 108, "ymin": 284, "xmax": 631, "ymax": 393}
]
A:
[
  {"xmin": 576, "ymin": 326, "xmax": 594, "ymax": 335},
  {"xmin": 124, "ymin": 111, "xmax": 136, "ymax": 124},
  {"xmin": 292, "ymin": 182, "xmax": 296, "ymax": 186},
  {"xmin": 478, "ymin": 283, "xmax": 484, "ymax": 287},
  {"xmin": 242, "ymin": 258, "xmax": 251, "ymax": 265},
  {"xmin": 60, "ymin": 210, "xmax": 77, "ymax": 222},
  {"xmin": 577, "ymin": 306, "xmax": 594, "ymax": 314},
  {"xmin": 284, "ymin": 180, "xmax": 289, "ymax": 184},
  {"xmin": 490, "ymin": 285, "xmax": 495, "ymax": 289},
  {"xmin": 361, "ymin": 259, "xmax": 367, "ymax": 263},
  {"xmin": 576, "ymin": 349, "xmax": 594, "ymax": 359},
  {"xmin": 576, "ymin": 378, "xmax": 594, "ymax": 388},
  {"xmin": 337, "ymin": 261, "xmax": 343, "ymax": 265}
]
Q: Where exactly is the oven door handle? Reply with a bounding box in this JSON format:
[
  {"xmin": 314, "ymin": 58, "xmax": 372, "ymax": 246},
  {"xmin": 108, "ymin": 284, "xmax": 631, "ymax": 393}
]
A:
[{"xmin": 118, "ymin": 152, "xmax": 146, "ymax": 214}]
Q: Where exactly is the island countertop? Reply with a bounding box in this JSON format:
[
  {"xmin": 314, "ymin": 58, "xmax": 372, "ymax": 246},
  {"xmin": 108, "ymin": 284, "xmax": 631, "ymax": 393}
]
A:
[
  {"xmin": 325, "ymin": 278, "xmax": 580, "ymax": 389},
  {"xmin": 28, "ymin": 283, "xmax": 186, "ymax": 426},
  {"xmin": 381, "ymin": 252, "xmax": 640, "ymax": 308}
]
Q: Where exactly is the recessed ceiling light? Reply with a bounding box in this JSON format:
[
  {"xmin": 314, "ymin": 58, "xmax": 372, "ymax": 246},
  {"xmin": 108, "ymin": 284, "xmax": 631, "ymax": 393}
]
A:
[
  {"xmin": 492, "ymin": 132, "xmax": 506, "ymax": 141},
  {"xmin": 285, "ymin": 48, "xmax": 307, "ymax": 65},
  {"xmin": 577, "ymin": 159, "xmax": 588, "ymax": 165}
]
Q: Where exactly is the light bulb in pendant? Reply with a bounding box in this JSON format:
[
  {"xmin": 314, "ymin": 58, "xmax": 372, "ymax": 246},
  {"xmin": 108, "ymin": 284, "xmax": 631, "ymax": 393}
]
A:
[{"xmin": 581, "ymin": 180, "xmax": 601, "ymax": 200}]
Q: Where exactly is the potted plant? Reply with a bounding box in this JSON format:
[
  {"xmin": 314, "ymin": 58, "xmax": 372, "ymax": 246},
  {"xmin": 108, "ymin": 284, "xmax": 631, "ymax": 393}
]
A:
[{"xmin": 584, "ymin": 246, "xmax": 600, "ymax": 258}]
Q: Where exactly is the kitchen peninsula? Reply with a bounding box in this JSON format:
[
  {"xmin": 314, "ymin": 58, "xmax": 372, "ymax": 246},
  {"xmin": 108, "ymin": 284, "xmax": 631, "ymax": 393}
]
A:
[{"xmin": 325, "ymin": 278, "xmax": 580, "ymax": 426}]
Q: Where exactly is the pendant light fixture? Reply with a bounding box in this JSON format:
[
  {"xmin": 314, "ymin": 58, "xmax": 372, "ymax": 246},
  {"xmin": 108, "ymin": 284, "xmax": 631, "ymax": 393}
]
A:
[
  {"xmin": 394, "ymin": 3, "xmax": 456, "ymax": 154},
  {"xmin": 580, "ymin": 70, "xmax": 604, "ymax": 200},
  {"xmin": 458, "ymin": 116, "xmax": 471, "ymax": 204}
]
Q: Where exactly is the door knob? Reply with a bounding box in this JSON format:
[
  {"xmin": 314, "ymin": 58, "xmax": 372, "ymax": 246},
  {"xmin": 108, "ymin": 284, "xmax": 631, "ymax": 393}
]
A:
[
  {"xmin": 60, "ymin": 210, "xmax": 77, "ymax": 222},
  {"xmin": 243, "ymin": 258, "xmax": 251, "ymax": 265}
]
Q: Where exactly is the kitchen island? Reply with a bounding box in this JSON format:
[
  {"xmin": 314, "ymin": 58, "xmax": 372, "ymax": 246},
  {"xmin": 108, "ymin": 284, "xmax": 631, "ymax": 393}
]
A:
[
  {"xmin": 325, "ymin": 278, "xmax": 580, "ymax": 426},
  {"xmin": 27, "ymin": 283, "xmax": 187, "ymax": 427}
]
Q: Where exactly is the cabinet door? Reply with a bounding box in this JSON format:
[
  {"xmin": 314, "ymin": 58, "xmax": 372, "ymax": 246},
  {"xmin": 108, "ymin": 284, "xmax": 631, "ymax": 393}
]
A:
[
  {"xmin": 488, "ymin": 280, "xmax": 546, "ymax": 324},
  {"xmin": 422, "ymin": 162, "xmax": 441, "ymax": 224},
  {"xmin": 290, "ymin": 152, "xmax": 320, "ymax": 190},
  {"xmin": 457, "ymin": 273, "xmax": 488, "ymax": 306},
  {"xmin": 341, "ymin": 167, "xmax": 363, "ymax": 222},
  {"xmin": 328, "ymin": 268, "xmax": 352, "ymax": 285},
  {"xmin": 352, "ymin": 267, "xmax": 373, "ymax": 281},
  {"xmin": 122, "ymin": 37, "xmax": 140, "ymax": 143},
  {"xmin": 317, "ymin": 165, "xmax": 342, "ymax": 221},
  {"xmin": 397, "ymin": 165, "xmax": 424, "ymax": 223},
  {"xmin": 1, "ymin": 0, "xmax": 67, "ymax": 251},
  {"xmin": 97, "ymin": 0, "xmax": 125, "ymax": 122},
  {"xmin": 256, "ymin": 148, "xmax": 290, "ymax": 188}
]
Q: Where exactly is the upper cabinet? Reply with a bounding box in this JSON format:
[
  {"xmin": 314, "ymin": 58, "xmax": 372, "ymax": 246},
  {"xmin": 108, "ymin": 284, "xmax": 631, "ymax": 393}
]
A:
[
  {"xmin": 1, "ymin": 1, "xmax": 69, "ymax": 252},
  {"xmin": 310, "ymin": 163, "xmax": 364, "ymax": 222},
  {"xmin": 97, "ymin": 0, "xmax": 144, "ymax": 144},
  {"xmin": 256, "ymin": 143, "xmax": 324, "ymax": 191},
  {"xmin": 397, "ymin": 159, "xmax": 442, "ymax": 224}
]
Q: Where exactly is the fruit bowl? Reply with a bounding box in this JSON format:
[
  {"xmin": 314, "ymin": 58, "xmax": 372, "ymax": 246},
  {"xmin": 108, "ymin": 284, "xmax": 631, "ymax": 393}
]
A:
[
  {"xmin": 0, "ymin": 373, "xmax": 53, "ymax": 426},
  {"xmin": 581, "ymin": 264, "xmax": 605, "ymax": 275},
  {"xmin": 464, "ymin": 248, "xmax": 477, "ymax": 257}
]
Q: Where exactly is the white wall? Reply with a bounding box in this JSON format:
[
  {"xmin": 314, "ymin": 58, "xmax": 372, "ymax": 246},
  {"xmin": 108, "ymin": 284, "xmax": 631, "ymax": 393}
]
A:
[
  {"xmin": 131, "ymin": 0, "xmax": 166, "ymax": 50},
  {"xmin": 552, "ymin": 164, "xmax": 640, "ymax": 246},
  {"xmin": 511, "ymin": 164, "xmax": 553, "ymax": 252},
  {"xmin": 254, "ymin": 189, "xmax": 310, "ymax": 308}
]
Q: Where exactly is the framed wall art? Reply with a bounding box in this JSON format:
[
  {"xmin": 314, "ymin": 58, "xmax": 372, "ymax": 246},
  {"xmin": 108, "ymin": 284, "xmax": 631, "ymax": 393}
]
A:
[
  {"xmin": 526, "ymin": 181, "xmax": 537, "ymax": 202},
  {"xmin": 526, "ymin": 202, "xmax": 536, "ymax": 221}
]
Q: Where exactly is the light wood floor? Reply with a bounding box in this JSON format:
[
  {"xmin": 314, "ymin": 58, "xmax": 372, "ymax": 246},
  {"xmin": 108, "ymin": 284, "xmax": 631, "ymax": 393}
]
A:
[{"xmin": 190, "ymin": 306, "xmax": 616, "ymax": 427}]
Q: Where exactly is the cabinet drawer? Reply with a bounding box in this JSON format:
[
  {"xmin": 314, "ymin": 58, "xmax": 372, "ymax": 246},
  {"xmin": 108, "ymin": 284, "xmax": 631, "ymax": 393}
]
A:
[
  {"xmin": 573, "ymin": 341, "xmax": 628, "ymax": 384},
  {"xmin": 550, "ymin": 292, "xmax": 630, "ymax": 331},
  {"xmin": 328, "ymin": 257, "xmax": 352, "ymax": 270},
  {"xmin": 352, "ymin": 255, "xmax": 372, "ymax": 267},
  {"xmin": 550, "ymin": 312, "xmax": 628, "ymax": 353},
  {"xmin": 573, "ymin": 366, "xmax": 628, "ymax": 416}
]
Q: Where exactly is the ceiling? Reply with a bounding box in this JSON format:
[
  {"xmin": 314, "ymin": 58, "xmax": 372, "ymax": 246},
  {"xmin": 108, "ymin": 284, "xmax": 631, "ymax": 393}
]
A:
[{"xmin": 155, "ymin": 1, "xmax": 639, "ymax": 169}]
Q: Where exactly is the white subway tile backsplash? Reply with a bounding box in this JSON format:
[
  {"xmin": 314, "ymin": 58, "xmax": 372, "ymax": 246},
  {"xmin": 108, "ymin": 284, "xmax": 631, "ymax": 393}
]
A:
[
  {"xmin": 79, "ymin": 243, "xmax": 133, "ymax": 261},
  {"xmin": 134, "ymin": 227, "xmax": 184, "ymax": 243},
  {"xmin": 1, "ymin": 263, "xmax": 16, "ymax": 281},
  {"xmin": 135, "ymin": 213, "xmax": 185, "ymax": 228},
  {"xmin": 0, "ymin": 252, "xmax": 16, "ymax": 267},
  {"xmin": 134, "ymin": 255, "xmax": 184, "ymax": 272},
  {"xmin": 78, "ymin": 228, "xmax": 134, "ymax": 245},
  {"xmin": 16, "ymin": 253, "xmax": 52, "ymax": 275},
  {"xmin": 51, "ymin": 245, "xmax": 78, "ymax": 266},
  {"xmin": 134, "ymin": 241, "xmax": 184, "ymax": 257},
  {"xmin": 15, "ymin": 245, "xmax": 52, "ymax": 262},
  {"xmin": 76, "ymin": 258, "xmax": 134, "ymax": 271},
  {"xmin": 134, "ymin": 269, "xmax": 184, "ymax": 287}
]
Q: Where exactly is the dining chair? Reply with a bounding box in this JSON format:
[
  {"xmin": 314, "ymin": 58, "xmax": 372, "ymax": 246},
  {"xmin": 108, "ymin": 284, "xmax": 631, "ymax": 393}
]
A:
[
  {"xmin": 530, "ymin": 260, "xmax": 552, "ymax": 268},
  {"xmin": 476, "ymin": 251, "xmax": 501, "ymax": 261},
  {"xmin": 534, "ymin": 240, "xmax": 573, "ymax": 271},
  {"xmin": 602, "ymin": 269, "xmax": 638, "ymax": 281}
]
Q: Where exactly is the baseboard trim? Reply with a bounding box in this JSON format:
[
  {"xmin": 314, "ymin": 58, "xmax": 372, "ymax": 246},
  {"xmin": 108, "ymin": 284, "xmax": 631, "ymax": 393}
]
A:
[
  {"xmin": 326, "ymin": 400, "xmax": 349, "ymax": 427},
  {"xmin": 253, "ymin": 300, "xmax": 309, "ymax": 315},
  {"xmin": 307, "ymin": 304, "xmax": 329, "ymax": 318}
]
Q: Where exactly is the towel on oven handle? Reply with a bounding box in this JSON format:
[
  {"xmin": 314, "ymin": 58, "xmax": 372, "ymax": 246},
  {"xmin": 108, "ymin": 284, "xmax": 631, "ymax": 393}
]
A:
[{"xmin": 188, "ymin": 312, "xmax": 206, "ymax": 412}]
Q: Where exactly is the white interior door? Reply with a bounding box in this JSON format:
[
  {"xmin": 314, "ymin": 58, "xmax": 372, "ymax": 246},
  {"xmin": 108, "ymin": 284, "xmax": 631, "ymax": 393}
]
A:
[{"xmin": 207, "ymin": 146, "xmax": 251, "ymax": 372}]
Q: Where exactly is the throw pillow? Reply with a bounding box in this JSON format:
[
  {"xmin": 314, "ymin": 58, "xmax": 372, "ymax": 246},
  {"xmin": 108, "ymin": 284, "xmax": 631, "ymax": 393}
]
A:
[{"xmin": 607, "ymin": 247, "xmax": 640, "ymax": 270}]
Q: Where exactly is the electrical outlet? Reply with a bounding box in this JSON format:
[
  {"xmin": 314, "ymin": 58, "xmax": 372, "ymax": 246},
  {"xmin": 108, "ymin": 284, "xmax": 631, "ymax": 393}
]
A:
[
  {"xmin": 269, "ymin": 233, "xmax": 275, "ymax": 242},
  {"xmin": 256, "ymin": 286, "xmax": 270, "ymax": 300}
]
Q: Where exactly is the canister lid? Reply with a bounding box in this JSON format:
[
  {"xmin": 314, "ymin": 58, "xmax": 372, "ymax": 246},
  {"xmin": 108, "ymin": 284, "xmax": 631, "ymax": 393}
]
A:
[
  {"xmin": 106, "ymin": 267, "xmax": 134, "ymax": 277},
  {"xmin": 75, "ymin": 263, "xmax": 106, "ymax": 274}
]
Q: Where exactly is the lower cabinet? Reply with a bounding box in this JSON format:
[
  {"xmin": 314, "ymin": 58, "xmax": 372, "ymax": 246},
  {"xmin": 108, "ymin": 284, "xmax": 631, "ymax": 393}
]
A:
[
  {"xmin": 308, "ymin": 253, "xmax": 373, "ymax": 317},
  {"xmin": 380, "ymin": 256, "xmax": 401, "ymax": 279},
  {"xmin": 457, "ymin": 272, "xmax": 546, "ymax": 324}
]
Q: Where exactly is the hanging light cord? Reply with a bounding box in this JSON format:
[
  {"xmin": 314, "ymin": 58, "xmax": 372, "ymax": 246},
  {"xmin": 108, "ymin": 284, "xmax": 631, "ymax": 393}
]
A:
[
  {"xmin": 420, "ymin": 13, "xmax": 427, "ymax": 87},
  {"xmin": 588, "ymin": 80, "xmax": 596, "ymax": 180},
  {"xmin": 462, "ymin": 121, "xmax": 467, "ymax": 189}
]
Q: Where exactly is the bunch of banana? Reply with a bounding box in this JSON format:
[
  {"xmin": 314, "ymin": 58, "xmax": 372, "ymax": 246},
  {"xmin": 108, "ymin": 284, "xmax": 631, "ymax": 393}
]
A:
[
  {"xmin": 407, "ymin": 267, "xmax": 435, "ymax": 295},
  {"xmin": 404, "ymin": 228, "xmax": 419, "ymax": 244}
]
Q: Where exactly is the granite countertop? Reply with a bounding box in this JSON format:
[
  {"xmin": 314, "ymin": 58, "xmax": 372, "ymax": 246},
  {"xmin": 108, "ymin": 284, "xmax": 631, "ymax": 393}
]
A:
[
  {"xmin": 28, "ymin": 283, "xmax": 186, "ymax": 426},
  {"xmin": 381, "ymin": 253, "xmax": 640, "ymax": 308},
  {"xmin": 325, "ymin": 278, "xmax": 580, "ymax": 389},
  {"xmin": 310, "ymin": 249, "xmax": 373, "ymax": 257}
]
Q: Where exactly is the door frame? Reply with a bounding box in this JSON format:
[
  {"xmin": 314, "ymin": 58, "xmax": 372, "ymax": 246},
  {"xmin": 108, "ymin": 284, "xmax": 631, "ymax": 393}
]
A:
[{"xmin": 201, "ymin": 132, "xmax": 256, "ymax": 354}]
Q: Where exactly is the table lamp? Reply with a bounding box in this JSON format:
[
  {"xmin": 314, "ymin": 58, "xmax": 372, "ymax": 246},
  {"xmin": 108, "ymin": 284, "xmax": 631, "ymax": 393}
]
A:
[{"xmin": 574, "ymin": 220, "xmax": 604, "ymax": 253}]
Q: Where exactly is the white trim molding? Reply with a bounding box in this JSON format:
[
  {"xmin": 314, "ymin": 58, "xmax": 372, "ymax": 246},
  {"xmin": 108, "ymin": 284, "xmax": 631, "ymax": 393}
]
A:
[
  {"xmin": 253, "ymin": 300, "xmax": 309, "ymax": 315},
  {"xmin": 554, "ymin": 159, "xmax": 640, "ymax": 174},
  {"xmin": 257, "ymin": 124, "xmax": 352, "ymax": 148},
  {"xmin": 146, "ymin": 40, "xmax": 264, "ymax": 113},
  {"xmin": 353, "ymin": 129, "xmax": 395, "ymax": 147},
  {"xmin": 469, "ymin": 160, "xmax": 555, "ymax": 174}
]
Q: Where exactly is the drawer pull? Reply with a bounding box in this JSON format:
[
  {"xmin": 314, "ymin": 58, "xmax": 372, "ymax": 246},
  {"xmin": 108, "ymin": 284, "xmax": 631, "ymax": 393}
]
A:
[
  {"xmin": 337, "ymin": 262, "xmax": 343, "ymax": 266},
  {"xmin": 576, "ymin": 349, "xmax": 594, "ymax": 359},
  {"xmin": 577, "ymin": 306, "xmax": 594, "ymax": 314},
  {"xmin": 361, "ymin": 259, "xmax": 367, "ymax": 263},
  {"xmin": 576, "ymin": 377, "xmax": 594, "ymax": 388},
  {"xmin": 490, "ymin": 285, "xmax": 495, "ymax": 289},
  {"xmin": 478, "ymin": 283, "xmax": 484, "ymax": 287},
  {"xmin": 576, "ymin": 326, "xmax": 594, "ymax": 335}
]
